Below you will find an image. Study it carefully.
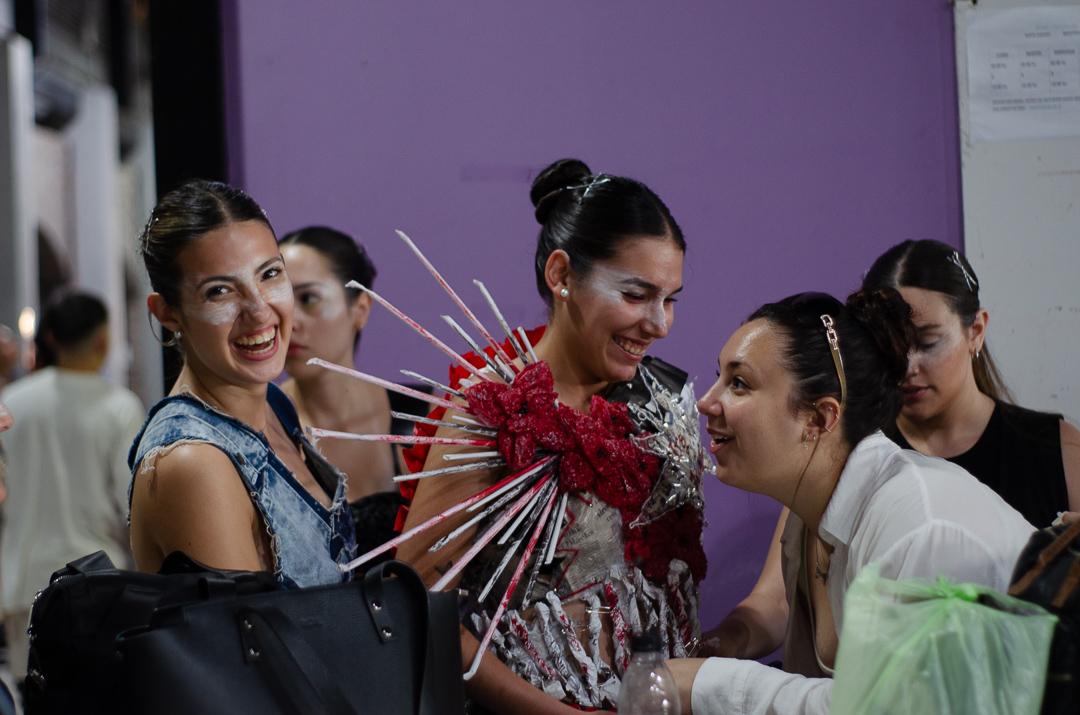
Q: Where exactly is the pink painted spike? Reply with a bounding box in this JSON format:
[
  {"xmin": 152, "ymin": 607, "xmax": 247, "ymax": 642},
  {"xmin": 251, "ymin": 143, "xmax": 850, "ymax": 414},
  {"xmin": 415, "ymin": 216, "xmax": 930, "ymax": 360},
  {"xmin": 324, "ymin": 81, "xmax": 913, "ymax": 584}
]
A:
[
  {"xmin": 395, "ymin": 230, "xmax": 516, "ymax": 367},
  {"xmin": 432, "ymin": 474, "xmax": 553, "ymax": 592},
  {"xmin": 346, "ymin": 281, "xmax": 491, "ymax": 382},
  {"xmin": 339, "ymin": 457, "xmax": 554, "ymax": 572},
  {"xmin": 353, "ymin": 281, "xmax": 488, "ymax": 381},
  {"xmin": 463, "ymin": 485, "xmax": 559, "ymax": 681},
  {"xmin": 306, "ymin": 358, "xmax": 459, "ymax": 411},
  {"xmin": 307, "ymin": 429, "xmax": 495, "ymax": 447}
]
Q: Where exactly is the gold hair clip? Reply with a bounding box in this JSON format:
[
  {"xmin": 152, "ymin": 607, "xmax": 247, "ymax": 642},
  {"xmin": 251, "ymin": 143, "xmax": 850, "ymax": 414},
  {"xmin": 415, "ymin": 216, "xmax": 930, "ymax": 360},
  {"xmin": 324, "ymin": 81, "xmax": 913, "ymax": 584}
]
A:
[{"xmin": 820, "ymin": 314, "xmax": 847, "ymax": 406}]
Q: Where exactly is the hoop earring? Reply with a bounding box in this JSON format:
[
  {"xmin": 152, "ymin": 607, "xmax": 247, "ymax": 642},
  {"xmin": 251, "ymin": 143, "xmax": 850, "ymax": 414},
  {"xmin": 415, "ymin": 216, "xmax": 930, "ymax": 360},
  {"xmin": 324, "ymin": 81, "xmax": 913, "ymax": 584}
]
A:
[{"xmin": 147, "ymin": 310, "xmax": 181, "ymax": 349}]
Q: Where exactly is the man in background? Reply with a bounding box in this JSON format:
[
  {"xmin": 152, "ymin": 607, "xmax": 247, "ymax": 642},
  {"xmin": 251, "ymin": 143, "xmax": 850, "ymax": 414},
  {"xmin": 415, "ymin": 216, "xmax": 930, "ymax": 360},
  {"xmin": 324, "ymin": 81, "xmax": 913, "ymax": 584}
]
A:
[{"xmin": 0, "ymin": 290, "xmax": 144, "ymax": 681}]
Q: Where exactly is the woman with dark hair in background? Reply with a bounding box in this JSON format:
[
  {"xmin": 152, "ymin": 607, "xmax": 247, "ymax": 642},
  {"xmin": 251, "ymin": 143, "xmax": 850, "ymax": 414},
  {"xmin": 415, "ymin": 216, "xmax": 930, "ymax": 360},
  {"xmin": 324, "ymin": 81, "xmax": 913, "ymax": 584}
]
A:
[
  {"xmin": 394, "ymin": 158, "xmax": 706, "ymax": 712},
  {"xmin": 673, "ymin": 290, "xmax": 1033, "ymax": 714},
  {"xmin": 279, "ymin": 226, "xmax": 418, "ymax": 555},
  {"xmin": 1, "ymin": 290, "xmax": 144, "ymax": 680},
  {"xmin": 128, "ymin": 180, "xmax": 355, "ymax": 587},
  {"xmin": 863, "ymin": 239, "xmax": 1080, "ymax": 526}
]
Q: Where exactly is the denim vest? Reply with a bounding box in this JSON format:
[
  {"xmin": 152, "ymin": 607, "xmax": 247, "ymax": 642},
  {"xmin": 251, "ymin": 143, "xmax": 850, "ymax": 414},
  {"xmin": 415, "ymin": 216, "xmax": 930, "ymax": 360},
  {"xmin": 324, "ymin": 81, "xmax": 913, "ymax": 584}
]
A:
[{"xmin": 128, "ymin": 383, "xmax": 356, "ymax": 588}]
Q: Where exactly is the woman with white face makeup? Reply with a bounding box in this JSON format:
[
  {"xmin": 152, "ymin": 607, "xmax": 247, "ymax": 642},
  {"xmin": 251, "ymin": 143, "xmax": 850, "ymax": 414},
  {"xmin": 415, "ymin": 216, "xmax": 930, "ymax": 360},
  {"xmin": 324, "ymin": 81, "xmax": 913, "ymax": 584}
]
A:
[
  {"xmin": 863, "ymin": 239, "xmax": 1080, "ymax": 527},
  {"xmin": 671, "ymin": 290, "xmax": 1033, "ymax": 715},
  {"xmin": 393, "ymin": 158, "xmax": 703, "ymax": 713},
  {"xmin": 278, "ymin": 226, "xmax": 423, "ymax": 555},
  {"xmin": 129, "ymin": 181, "xmax": 355, "ymax": 588}
]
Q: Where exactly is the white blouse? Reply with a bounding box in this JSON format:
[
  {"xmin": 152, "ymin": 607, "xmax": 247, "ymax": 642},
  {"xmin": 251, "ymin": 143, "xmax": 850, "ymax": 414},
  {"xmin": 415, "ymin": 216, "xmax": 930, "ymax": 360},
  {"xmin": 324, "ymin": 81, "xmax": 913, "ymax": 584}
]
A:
[{"xmin": 691, "ymin": 431, "xmax": 1035, "ymax": 715}]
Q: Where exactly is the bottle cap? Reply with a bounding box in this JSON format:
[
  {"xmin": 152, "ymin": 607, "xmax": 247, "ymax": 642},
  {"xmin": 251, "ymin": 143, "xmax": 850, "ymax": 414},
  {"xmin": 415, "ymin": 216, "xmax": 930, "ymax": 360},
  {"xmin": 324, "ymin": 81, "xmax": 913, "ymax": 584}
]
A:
[{"xmin": 630, "ymin": 628, "xmax": 661, "ymax": 653}]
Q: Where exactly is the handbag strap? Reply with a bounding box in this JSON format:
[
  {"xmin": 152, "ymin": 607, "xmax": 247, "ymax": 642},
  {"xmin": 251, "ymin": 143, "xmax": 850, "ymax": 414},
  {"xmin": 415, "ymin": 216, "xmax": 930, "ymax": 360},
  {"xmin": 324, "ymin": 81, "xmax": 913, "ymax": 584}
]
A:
[
  {"xmin": 1052, "ymin": 557, "xmax": 1080, "ymax": 609},
  {"xmin": 363, "ymin": 561, "xmax": 446, "ymax": 715},
  {"xmin": 1010, "ymin": 520, "xmax": 1080, "ymax": 596},
  {"xmin": 238, "ymin": 607, "xmax": 358, "ymax": 715}
]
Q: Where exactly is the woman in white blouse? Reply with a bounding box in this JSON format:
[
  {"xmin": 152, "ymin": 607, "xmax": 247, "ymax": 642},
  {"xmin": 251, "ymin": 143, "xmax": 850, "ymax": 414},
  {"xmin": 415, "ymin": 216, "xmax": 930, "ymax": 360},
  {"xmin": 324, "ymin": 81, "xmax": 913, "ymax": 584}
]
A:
[{"xmin": 673, "ymin": 289, "xmax": 1034, "ymax": 715}]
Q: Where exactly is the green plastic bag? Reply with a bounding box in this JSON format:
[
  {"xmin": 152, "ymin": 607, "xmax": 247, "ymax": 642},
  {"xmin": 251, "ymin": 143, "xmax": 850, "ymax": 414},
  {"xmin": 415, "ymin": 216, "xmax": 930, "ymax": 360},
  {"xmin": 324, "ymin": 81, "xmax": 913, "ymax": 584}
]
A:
[{"xmin": 831, "ymin": 564, "xmax": 1057, "ymax": 715}]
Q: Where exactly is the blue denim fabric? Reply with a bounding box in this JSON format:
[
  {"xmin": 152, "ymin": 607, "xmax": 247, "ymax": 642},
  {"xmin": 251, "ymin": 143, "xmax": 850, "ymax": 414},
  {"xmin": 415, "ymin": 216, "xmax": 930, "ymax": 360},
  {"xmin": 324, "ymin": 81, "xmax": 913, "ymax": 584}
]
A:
[{"xmin": 128, "ymin": 383, "xmax": 356, "ymax": 588}]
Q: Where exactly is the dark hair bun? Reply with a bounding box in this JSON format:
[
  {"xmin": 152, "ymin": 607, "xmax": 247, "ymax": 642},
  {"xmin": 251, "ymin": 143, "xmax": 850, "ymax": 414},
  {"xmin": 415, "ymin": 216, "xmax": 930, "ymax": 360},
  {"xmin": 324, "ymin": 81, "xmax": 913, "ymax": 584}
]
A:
[
  {"xmin": 530, "ymin": 158, "xmax": 592, "ymax": 224},
  {"xmin": 846, "ymin": 287, "xmax": 915, "ymax": 385}
]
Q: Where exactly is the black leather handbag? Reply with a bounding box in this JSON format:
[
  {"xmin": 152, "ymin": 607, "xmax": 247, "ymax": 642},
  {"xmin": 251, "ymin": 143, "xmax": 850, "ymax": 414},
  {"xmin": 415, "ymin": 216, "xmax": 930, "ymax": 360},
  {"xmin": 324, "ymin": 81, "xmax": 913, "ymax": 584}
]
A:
[
  {"xmin": 25, "ymin": 551, "xmax": 279, "ymax": 714},
  {"xmin": 27, "ymin": 553, "xmax": 464, "ymax": 715},
  {"xmin": 1009, "ymin": 519, "xmax": 1080, "ymax": 715}
]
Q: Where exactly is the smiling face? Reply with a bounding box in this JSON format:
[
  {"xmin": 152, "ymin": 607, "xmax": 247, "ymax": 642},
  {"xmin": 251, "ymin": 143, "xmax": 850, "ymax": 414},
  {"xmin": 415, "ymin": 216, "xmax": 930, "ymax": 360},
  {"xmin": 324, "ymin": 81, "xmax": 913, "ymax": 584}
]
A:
[
  {"xmin": 162, "ymin": 220, "xmax": 293, "ymax": 389},
  {"xmin": 280, "ymin": 243, "xmax": 368, "ymax": 380},
  {"xmin": 564, "ymin": 236, "xmax": 684, "ymax": 384},
  {"xmin": 898, "ymin": 286, "xmax": 982, "ymax": 422},
  {"xmin": 696, "ymin": 319, "xmax": 809, "ymax": 500}
]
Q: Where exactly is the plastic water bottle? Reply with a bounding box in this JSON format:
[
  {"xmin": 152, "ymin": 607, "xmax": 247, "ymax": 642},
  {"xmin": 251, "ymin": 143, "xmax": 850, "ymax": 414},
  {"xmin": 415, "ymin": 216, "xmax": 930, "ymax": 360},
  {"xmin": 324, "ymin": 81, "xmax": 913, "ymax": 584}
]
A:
[{"xmin": 618, "ymin": 630, "xmax": 682, "ymax": 714}]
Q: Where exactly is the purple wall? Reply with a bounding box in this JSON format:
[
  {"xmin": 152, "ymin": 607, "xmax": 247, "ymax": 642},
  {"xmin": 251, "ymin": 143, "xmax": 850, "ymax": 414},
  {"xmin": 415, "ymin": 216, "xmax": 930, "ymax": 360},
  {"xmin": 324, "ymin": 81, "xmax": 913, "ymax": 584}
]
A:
[{"xmin": 223, "ymin": 0, "xmax": 961, "ymax": 630}]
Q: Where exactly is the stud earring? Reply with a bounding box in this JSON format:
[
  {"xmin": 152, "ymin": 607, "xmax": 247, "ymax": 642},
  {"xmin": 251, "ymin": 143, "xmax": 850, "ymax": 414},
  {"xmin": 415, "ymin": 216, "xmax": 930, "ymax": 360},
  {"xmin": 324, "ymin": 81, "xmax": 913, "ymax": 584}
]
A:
[{"xmin": 559, "ymin": 287, "xmax": 570, "ymax": 299}]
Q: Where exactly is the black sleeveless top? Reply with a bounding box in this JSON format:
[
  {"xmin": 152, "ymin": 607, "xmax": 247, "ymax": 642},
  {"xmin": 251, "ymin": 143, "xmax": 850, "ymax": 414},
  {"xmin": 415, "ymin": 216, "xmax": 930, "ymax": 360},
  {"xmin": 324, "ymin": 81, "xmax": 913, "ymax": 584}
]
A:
[{"xmin": 890, "ymin": 401, "xmax": 1066, "ymax": 527}]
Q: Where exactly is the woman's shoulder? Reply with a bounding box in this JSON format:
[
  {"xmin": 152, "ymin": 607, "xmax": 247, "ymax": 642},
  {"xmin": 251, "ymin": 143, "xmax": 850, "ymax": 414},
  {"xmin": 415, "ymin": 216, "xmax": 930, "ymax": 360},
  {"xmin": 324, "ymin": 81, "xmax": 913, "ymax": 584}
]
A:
[
  {"xmin": 129, "ymin": 435, "xmax": 250, "ymax": 520},
  {"xmin": 996, "ymin": 399, "xmax": 1063, "ymax": 424},
  {"xmin": 147, "ymin": 440, "xmax": 240, "ymax": 481},
  {"xmin": 131, "ymin": 394, "xmax": 213, "ymax": 451},
  {"xmin": 993, "ymin": 400, "xmax": 1064, "ymax": 447},
  {"xmin": 130, "ymin": 391, "xmax": 269, "ymax": 473}
]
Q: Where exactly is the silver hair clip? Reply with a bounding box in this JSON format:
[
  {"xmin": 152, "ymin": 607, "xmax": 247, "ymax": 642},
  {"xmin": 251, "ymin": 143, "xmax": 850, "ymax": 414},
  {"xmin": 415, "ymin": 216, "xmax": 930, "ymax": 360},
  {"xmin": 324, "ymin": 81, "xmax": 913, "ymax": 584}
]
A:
[
  {"xmin": 949, "ymin": 251, "xmax": 978, "ymax": 293},
  {"xmin": 139, "ymin": 211, "xmax": 158, "ymax": 241},
  {"xmin": 564, "ymin": 174, "xmax": 612, "ymax": 199},
  {"xmin": 580, "ymin": 174, "xmax": 612, "ymax": 198},
  {"xmin": 534, "ymin": 174, "xmax": 614, "ymax": 216}
]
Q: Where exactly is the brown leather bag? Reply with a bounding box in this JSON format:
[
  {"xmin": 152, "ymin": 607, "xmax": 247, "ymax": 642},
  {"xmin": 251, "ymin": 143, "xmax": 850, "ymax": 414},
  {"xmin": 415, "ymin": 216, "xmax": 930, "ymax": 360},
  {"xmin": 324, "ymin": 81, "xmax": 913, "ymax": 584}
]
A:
[{"xmin": 1009, "ymin": 520, "xmax": 1080, "ymax": 714}]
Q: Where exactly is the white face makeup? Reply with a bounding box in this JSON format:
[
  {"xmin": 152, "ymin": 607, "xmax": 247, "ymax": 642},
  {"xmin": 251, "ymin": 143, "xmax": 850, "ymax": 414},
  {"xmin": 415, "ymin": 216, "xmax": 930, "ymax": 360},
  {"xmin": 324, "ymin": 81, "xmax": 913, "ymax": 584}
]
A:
[
  {"xmin": 897, "ymin": 286, "xmax": 979, "ymax": 422},
  {"xmin": 553, "ymin": 236, "xmax": 683, "ymax": 386},
  {"xmin": 295, "ymin": 282, "xmax": 347, "ymax": 321},
  {"xmin": 909, "ymin": 325, "xmax": 963, "ymax": 371},
  {"xmin": 167, "ymin": 220, "xmax": 294, "ymax": 388},
  {"xmin": 578, "ymin": 263, "xmax": 675, "ymax": 332},
  {"xmin": 281, "ymin": 243, "xmax": 365, "ymax": 377},
  {"xmin": 184, "ymin": 255, "xmax": 292, "ymax": 327}
]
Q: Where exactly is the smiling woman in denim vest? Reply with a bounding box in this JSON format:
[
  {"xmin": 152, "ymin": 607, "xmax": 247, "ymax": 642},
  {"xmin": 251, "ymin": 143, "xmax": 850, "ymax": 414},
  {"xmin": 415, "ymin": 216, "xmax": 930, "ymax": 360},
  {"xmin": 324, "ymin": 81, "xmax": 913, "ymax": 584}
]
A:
[{"xmin": 128, "ymin": 180, "xmax": 355, "ymax": 588}]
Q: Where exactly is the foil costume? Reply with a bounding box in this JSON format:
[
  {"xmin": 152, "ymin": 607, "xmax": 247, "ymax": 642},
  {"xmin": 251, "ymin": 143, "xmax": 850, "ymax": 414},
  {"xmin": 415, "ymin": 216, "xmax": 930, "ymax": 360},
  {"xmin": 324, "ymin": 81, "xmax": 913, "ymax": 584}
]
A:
[{"xmin": 307, "ymin": 231, "xmax": 712, "ymax": 709}]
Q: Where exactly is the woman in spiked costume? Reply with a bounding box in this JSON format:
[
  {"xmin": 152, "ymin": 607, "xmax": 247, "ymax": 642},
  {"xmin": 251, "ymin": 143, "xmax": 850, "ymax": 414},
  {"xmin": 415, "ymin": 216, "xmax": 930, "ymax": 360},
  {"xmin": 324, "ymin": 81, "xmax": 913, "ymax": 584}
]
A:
[{"xmin": 311, "ymin": 159, "xmax": 711, "ymax": 712}]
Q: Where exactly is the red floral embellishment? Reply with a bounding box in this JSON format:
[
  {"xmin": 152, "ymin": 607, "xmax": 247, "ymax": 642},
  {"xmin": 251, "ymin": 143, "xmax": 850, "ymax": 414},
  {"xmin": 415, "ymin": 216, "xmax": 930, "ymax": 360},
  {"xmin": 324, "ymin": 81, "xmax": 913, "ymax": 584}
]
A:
[
  {"xmin": 466, "ymin": 362, "xmax": 569, "ymax": 471},
  {"xmin": 463, "ymin": 363, "xmax": 658, "ymax": 508},
  {"xmin": 394, "ymin": 325, "xmax": 706, "ymax": 584},
  {"xmin": 624, "ymin": 506, "xmax": 707, "ymax": 584}
]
